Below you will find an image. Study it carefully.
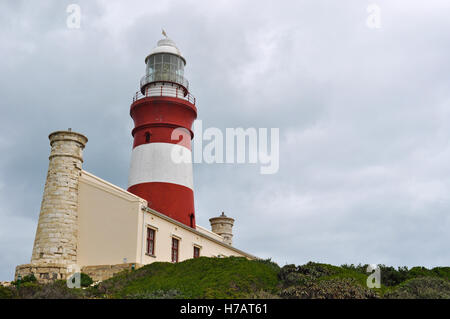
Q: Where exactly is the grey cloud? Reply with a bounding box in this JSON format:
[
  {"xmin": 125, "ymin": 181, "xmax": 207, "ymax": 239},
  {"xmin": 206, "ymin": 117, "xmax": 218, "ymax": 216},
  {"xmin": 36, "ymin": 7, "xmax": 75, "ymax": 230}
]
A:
[{"xmin": 1, "ymin": 0, "xmax": 449, "ymax": 280}]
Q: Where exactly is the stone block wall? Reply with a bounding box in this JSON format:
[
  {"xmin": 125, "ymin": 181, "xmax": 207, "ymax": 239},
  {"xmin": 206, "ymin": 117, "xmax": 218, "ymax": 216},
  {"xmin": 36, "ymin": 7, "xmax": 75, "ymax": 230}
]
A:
[
  {"xmin": 15, "ymin": 263, "xmax": 69, "ymax": 284},
  {"xmin": 31, "ymin": 130, "xmax": 88, "ymax": 266},
  {"xmin": 15, "ymin": 130, "xmax": 88, "ymax": 283},
  {"xmin": 81, "ymin": 263, "xmax": 142, "ymax": 282}
]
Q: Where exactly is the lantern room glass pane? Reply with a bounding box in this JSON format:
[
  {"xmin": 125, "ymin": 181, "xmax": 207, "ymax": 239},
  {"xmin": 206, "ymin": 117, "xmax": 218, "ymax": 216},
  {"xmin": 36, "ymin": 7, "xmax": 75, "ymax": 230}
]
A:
[
  {"xmin": 145, "ymin": 53, "xmax": 186, "ymax": 87},
  {"xmin": 165, "ymin": 54, "xmax": 172, "ymax": 63}
]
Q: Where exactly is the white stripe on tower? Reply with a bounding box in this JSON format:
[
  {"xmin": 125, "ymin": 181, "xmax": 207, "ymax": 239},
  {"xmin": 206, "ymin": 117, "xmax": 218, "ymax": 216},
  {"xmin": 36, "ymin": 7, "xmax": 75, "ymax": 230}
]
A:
[{"xmin": 128, "ymin": 142, "xmax": 194, "ymax": 190}]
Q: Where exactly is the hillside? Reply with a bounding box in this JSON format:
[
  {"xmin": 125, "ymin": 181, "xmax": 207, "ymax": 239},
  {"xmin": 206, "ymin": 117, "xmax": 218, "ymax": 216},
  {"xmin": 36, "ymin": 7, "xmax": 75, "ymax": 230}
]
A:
[{"xmin": 1, "ymin": 257, "xmax": 449, "ymax": 299}]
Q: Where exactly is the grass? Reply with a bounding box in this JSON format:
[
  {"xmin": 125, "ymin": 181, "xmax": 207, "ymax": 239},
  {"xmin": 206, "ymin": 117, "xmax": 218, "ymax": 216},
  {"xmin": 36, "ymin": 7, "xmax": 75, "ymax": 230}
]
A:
[
  {"xmin": 1, "ymin": 257, "xmax": 448, "ymax": 299},
  {"xmin": 95, "ymin": 256, "xmax": 280, "ymax": 299}
]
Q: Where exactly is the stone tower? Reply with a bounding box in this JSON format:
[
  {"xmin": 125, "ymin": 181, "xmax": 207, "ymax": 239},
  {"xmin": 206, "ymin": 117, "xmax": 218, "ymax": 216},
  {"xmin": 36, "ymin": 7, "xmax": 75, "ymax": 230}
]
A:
[
  {"xmin": 209, "ymin": 212, "xmax": 235, "ymax": 246},
  {"xmin": 16, "ymin": 130, "xmax": 87, "ymax": 282},
  {"xmin": 32, "ymin": 130, "xmax": 88, "ymax": 264}
]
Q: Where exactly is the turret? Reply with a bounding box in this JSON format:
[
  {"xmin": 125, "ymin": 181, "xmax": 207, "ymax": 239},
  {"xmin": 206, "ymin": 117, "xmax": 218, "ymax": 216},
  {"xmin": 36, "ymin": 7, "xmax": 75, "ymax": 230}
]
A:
[
  {"xmin": 31, "ymin": 130, "xmax": 87, "ymax": 265},
  {"xmin": 15, "ymin": 129, "xmax": 87, "ymax": 282},
  {"xmin": 210, "ymin": 212, "xmax": 235, "ymax": 245}
]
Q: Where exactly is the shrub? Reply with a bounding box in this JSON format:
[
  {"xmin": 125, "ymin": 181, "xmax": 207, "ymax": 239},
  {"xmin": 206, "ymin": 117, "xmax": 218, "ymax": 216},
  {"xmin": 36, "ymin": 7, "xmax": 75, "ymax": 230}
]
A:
[
  {"xmin": 126, "ymin": 289, "xmax": 182, "ymax": 299},
  {"xmin": 431, "ymin": 267, "xmax": 450, "ymax": 280},
  {"xmin": 12, "ymin": 274, "xmax": 37, "ymax": 286},
  {"xmin": 246, "ymin": 289, "xmax": 281, "ymax": 299},
  {"xmin": 80, "ymin": 273, "xmax": 93, "ymax": 287},
  {"xmin": 296, "ymin": 262, "xmax": 337, "ymax": 279},
  {"xmin": 0, "ymin": 286, "xmax": 14, "ymax": 299},
  {"xmin": 96, "ymin": 256, "xmax": 279, "ymax": 298},
  {"xmin": 340, "ymin": 264, "xmax": 368, "ymax": 275},
  {"xmin": 379, "ymin": 265, "xmax": 409, "ymax": 286},
  {"xmin": 15, "ymin": 280, "xmax": 84, "ymax": 299},
  {"xmin": 385, "ymin": 277, "xmax": 450, "ymax": 299},
  {"xmin": 279, "ymin": 262, "xmax": 341, "ymax": 287},
  {"xmin": 279, "ymin": 278, "xmax": 379, "ymax": 299},
  {"xmin": 279, "ymin": 264, "xmax": 298, "ymax": 284},
  {"xmin": 255, "ymin": 258, "xmax": 281, "ymax": 274}
]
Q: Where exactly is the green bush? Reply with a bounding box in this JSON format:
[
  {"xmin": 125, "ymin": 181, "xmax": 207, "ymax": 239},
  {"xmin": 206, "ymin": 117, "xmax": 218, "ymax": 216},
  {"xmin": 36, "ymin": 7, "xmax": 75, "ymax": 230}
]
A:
[
  {"xmin": 95, "ymin": 256, "xmax": 280, "ymax": 299},
  {"xmin": 280, "ymin": 278, "xmax": 379, "ymax": 299},
  {"xmin": 279, "ymin": 264, "xmax": 298, "ymax": 284},
  {"xmin": 430, "ymin": 267, "xmax": 450, "ymax": 280},
  {"xmin": 126, "ymin": 289, "xmax": 182, "ymax": 299},
  {"xmin": 340, "ymin": 263, "xmax": 368, "ymax": 274},
  {"xmin": 379, "ymin": 265, "xmax": 409, "ymax": 286},
  {"xmin": 12, "ymin": 274, "xmax": 37, "ymax": 286},
  {"xmin": 341, "ymin": 264, "xmax": 450, "ymax": 287},
  {"xmin": 385, "ymin": 277, "xmax": 450, "ymax": 299},
  {"xmin": 255, "ymin": 258, "xmax": 281, "ymax": 274},
  {"xmin": 0, "ymin": 286, "xmax": 14, "ymax": 299},
  {"xmin": 279, "ymin": 262, "xmax": 338, "ymax": 283},
  {"xmin": 16, "ymin": 280, "xmax": 84, "ymax": 299},
  {"xmin": 80, "ymin": 273, "xmax": 93, "ymax": 287},
  {"xmin": 296, "ymin": 262, "xmax": 338, "ymax": 279}
]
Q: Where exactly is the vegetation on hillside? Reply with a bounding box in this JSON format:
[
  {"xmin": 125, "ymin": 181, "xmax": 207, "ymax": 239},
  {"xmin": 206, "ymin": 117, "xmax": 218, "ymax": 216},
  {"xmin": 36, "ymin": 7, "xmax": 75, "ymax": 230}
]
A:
[{"xmin": 1, "ymin": 257, "xmax": 449, "ymax": 299}]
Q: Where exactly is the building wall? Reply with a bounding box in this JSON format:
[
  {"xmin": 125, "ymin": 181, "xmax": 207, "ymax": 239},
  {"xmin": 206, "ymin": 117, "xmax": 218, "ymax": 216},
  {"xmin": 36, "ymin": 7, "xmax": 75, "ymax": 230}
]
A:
[
  {"xmin": 138, "ymin": 208, "xmax": 253, "ymax": 265},
  {"xmin": 77, "ymin": 170, "xmax": 255, "ymax": 278},
  {"xmin": 77, "ymin": 171, "xmax": 144, "ymax": 267}
]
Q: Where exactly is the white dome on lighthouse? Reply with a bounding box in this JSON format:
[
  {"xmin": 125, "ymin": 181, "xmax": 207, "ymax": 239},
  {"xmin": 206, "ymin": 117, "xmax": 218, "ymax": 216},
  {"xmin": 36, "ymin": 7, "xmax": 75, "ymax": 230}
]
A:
[{"xmin": 145, "ymin": 37, "xmax": 186, "ymax": 64}]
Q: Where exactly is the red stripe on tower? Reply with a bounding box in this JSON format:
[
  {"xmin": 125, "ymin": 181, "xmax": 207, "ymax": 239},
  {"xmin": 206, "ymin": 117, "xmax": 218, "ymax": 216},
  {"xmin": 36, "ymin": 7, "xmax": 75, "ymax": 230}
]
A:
[{"xmin": 127, "ymin": 35, "xmax": 197, "ymax": 228}]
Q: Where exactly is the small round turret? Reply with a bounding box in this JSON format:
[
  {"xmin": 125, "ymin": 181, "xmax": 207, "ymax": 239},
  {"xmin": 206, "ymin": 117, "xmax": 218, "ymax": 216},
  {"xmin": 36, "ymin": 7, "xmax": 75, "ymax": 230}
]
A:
[{"xmin": 209, "ymin": 212, "xmax": 235, "ymax": 246}]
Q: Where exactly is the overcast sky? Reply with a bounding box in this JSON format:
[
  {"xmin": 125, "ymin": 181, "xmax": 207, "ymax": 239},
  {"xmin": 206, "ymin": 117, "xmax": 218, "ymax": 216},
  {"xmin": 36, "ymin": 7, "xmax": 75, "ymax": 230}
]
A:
[{"xmin": 1, "ymin": 0, "xmax": 450, "ymax": 281}]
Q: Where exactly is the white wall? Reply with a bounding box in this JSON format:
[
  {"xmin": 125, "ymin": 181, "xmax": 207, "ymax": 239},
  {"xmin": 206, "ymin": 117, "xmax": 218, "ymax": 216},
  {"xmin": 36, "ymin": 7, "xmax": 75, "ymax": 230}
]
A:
[{"xmin": 77, "ymin": 171, "xmax": 144, "ymax": 266}]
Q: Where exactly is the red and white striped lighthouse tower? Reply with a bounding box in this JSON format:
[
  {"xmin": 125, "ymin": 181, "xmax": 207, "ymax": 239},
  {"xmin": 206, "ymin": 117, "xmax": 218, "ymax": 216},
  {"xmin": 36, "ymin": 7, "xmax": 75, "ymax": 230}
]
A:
[{"xmin": 128, "ymin": 34, "xmax": 197, "ymax": 228}]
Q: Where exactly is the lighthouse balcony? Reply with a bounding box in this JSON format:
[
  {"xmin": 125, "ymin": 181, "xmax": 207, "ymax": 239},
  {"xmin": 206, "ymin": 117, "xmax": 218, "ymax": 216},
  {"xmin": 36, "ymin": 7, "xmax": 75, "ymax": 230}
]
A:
[
  {"xmin": 140, "ymin": 73, "xmax": 189, "ymax": 92},
  {"xmin": 132, "ymin": 85, "xmax": 196, "ymax": 105}
]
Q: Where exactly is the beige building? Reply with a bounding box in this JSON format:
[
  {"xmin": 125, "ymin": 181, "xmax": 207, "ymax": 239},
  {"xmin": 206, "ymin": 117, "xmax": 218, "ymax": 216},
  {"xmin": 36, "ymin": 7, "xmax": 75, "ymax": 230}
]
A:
[{"xmin": 15, "ymin": 130, "xmax": 255, "ymax": 283}]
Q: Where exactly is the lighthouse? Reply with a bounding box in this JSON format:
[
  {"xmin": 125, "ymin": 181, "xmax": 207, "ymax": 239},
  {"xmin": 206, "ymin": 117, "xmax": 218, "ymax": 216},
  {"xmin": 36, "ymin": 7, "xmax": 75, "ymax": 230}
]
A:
[{"xmin": 127, "ymin": 34, "xmax": 198, "ymax": 228}]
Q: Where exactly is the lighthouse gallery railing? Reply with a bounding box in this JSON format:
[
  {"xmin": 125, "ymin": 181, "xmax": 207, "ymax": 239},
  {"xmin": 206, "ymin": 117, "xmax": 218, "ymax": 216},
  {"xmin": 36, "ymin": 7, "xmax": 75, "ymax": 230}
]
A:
[
  {"xmin": 132, "ymin": 86, "xmax": 196, "ymax": 105},
  {"xmin": 140, "ymin": 73, "xmax": 189, "ymax": 91}
]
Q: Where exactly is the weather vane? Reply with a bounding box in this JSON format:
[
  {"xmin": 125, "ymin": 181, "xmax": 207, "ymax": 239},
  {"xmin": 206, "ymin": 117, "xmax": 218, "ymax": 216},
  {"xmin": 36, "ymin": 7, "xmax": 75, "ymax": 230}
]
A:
[{"xmin": 162, "ymin": 28, "xmax": 168, "ymax": 38}]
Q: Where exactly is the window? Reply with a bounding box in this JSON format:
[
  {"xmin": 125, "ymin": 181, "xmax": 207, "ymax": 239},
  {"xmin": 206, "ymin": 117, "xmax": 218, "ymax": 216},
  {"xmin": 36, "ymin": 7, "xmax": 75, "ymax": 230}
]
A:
[
  {"xmin": 189, "ymin": 213, "xmax": 195, "ymax": 228},
  {"xmin": 146, "ymin": 228, "xmax": 155, "ymax": 256},
  {"xmin": 146, "ymin": 53, "xmax": 185, "ymax": 84},
  {"xmin": 193, "ymin": 246, "xmax": 200, "ymax": 258},
  {"xmin": 171, "ymin": 238, "xmax": 179, "ymax": 263},
  {"xmin": 145, "ymin": 132, "xmax": 151, "ymax": 143}
]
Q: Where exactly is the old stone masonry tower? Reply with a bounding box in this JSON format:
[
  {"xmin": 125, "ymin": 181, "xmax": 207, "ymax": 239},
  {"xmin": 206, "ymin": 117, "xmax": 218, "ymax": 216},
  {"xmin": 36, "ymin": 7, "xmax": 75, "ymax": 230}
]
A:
[{"xmin": 16, "ymin": 130, "xmax": 87, "ymax": 281}]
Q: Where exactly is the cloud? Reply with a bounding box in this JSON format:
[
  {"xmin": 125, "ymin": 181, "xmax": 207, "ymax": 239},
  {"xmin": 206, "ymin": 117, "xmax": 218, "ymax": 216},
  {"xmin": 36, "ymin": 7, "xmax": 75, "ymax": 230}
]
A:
[{"xmin": 1, "ymin": 0, "xmax": 450, "ymax": 280}]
